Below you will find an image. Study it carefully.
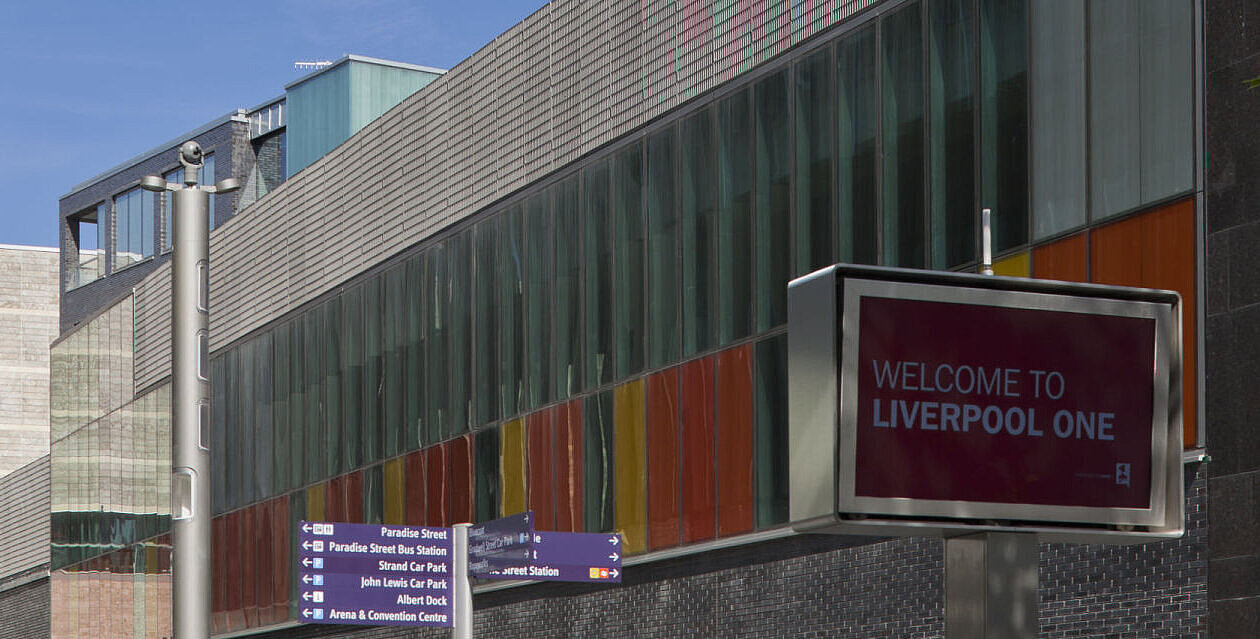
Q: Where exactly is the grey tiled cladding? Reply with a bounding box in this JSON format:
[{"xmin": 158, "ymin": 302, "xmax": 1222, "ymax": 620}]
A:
[
  {"xmin": 130, "ymin": 0, "xmax": 880, "ymax": 391},
  {"xmin": 0, "ymin": 456, "xmax": 50, "ymax": 580}
]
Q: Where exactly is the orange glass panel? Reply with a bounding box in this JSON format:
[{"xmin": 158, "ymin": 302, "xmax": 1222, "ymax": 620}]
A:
[
  {"xmin": 527, "ymin": 409, "xmax": 557, "ymax": 530},
  {"xmin": 555, "ymin": 399, "xmax": 584, "ymax": 532},
  {"xmin": 1032, "ymin": 231, "xmax": 1089, "ymax": 282},
  {"xmin": 500, "ymin": 419, "xmax": 528, "ymax": 516},
  {"xmin": 613, "ymin": 380, "xmax": 647, "ymax": 554},
  {"xmin": 680, "ymin": 357, "xmax": 716, "ymax": 543},
  {"xmin": 426, "ymin": 445, "xmax": 450, "ymax": 527},
  {"xmin": 383, "ymin": 456, "xmax": 406, "ymax": 525},
  {"xmin": 404, "ymin": 450, "xmax": 426, "ymax": 525},
  {"xmin": 646, "ymin": 369, "xmax": 679, "ymax": 550},
  {"xmin": 1091, "ymin": 198, "xmax": 1198, "ymax": 447},
  {"xmin": 715, "ymin": 344, "xmax": 755, "ymax": 536},
  {"xmin": 450, "ymin": 435, "xmax": 475, "ymax": 524}
]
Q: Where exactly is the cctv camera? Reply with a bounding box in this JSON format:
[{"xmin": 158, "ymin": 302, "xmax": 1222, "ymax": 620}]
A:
[{"xmin": 178, "ymin": 141, "xmax": 204, "ymax": 170}]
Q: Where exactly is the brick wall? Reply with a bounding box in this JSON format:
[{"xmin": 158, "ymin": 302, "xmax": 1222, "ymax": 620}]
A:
[{"xmin": 0, "ymin": 577, "xmax": 49, "ymax": 639}]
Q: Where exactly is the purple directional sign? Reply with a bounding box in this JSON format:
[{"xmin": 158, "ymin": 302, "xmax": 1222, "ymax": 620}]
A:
[
  {"xmin": 481, "ymin": 531, "xmax": 623, "ymax": 583},
  {"xmin": 298, "ymin": 521, "xmax": 454, "ymax": 628},
  {"xmin": 466, "ymin": 511, "xmax": 533, "ymax": 575}
]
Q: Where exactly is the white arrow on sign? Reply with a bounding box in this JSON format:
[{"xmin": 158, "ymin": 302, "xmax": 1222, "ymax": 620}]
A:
[
  {"xmin": 301, "ymin": 540, "xmax": 314, "ymax": 551},
  {"xmin": 302, "ymin": 592, "xmax": 313, "ymax": 601},
  {"xmin": 302, "ymin": 608, "xmax": 312, "ymax": 618},
  {"xmin": 608, "ymin": 536, "xmax": 620, "ymax": 546},
  {"xmin": 301, "ymin": 523, "xmax": 312, "ymax": 533},
  {"xmin": 302, "ymin": 558, "xmax": 312, "ymax": 567},
  {"xmin": 302, "ymin": 574, "xmax": 313, "ymax": 584},
  {"xmin": 610, "ymin": 569, "xmax": 620, "ymax": 578},
  {"xmin": 608, "ymin": 552, "xmax": 619, "ymax": 561}
]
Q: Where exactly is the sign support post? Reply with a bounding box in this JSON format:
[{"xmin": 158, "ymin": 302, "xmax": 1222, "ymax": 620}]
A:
[
  {"xmin": 945, "ymin": 533, "xmax": 1038, "ymax": 638},
  {"xmin": 452, "ymin": 523, "xmax": 473, "ymax": 639}
]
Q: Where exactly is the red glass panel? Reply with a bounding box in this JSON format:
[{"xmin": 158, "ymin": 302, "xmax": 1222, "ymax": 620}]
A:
[
  {"xmin": 326, "ymin": 476, "xmax": 346, "ymax": 522},
  {"xmin": 241, "ymin": 507, "xmax": 258, "ymax": 628},
  {"xmin": 225, "ymin": 511, "xmax": 245, "ymax": 631},
  {"xmin": 212, "ymin": 516, "xmax": 227, "ymax": 634},
  {"xmin": 555, "ymin": 399, "xmax": 584, "ymax": 532},
  {"xmin": 345, "ymin": 470, "xmax": 364, "ymax": 524},
  {"xmin": 427, "ymin": 445, "xmax": 450, "ymax": 527},
  {"xmin": 450, "ymin": 435, "xmax": 475, "ymax": 525},
  {"xmin": 271, "ymin": 496, "xmax": 290, "ymax": 621},
  {"xmin": 680, "ymin": 356, "xmax": 716, "ymax": 543},
  {"xmin": 527, "ymin": 409, "xmax": 557, "ymax": 531},
  {"xmin": 715, "ymin": 345, "xmax": 755, "ymax": 536},
  {"xmin": 646, "ymin": 368, "xmax": 680, "ymax": 550},
  {"xmin": 405, "ymin": 450, "xmax": 427, "ymax": 525},
  {"xmin": 255, "ymin": 501, "xmax": 274, "ymax": 626}
]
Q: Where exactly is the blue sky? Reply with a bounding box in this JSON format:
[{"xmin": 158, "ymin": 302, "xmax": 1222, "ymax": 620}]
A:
[{"xmin": 0, "ymin": 0, "xmax": 547, "ymax": 248}]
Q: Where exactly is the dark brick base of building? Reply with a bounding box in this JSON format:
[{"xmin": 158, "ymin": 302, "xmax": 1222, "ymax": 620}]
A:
[
  {"xmin": 0, "ymin": 576, "xmax": 49, "ymax": 639},
  {"xmin": 257, "ymin": 464, "xmax": 1207, "ymax": 639}
]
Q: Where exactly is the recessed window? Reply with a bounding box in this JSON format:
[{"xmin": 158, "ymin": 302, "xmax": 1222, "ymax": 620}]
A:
[
  {"xmin": 67, "ymin": 204, "xmax": 105, "ymax": 289},
  {"xmin": 114, "ymin": 186, "xmax": 156, "ymax": 270}
]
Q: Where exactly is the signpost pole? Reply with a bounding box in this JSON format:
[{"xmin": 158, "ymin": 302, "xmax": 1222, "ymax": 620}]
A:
[
  {"xmin": 945, "ymin": 533, "xmax": 1038, "ymax": 638},
  {"xmin": 452, "ymin": 523, "xmax": 473, "ymax": 639}
]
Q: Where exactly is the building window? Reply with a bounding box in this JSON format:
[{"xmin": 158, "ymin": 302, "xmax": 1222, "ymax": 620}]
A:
[
  {"xmin": 114, "ymin": 187, "xmax": 155, "ymax": 270},
  {"xmin": 67, "ymin": 204, "xmax": 105, "ymax": 289}
]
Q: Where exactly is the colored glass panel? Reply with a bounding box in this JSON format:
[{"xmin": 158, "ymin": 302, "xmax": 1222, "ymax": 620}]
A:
[
  {"xmin": 212, "ymin": 516, "xmax": 227, "ymax": 633},
  {"xmin": 646, "ymin": 369, "xmax": 680, "ymax": 550},
  {"xmin": 305, "ymin": 484, "xmax": 325, "ymax": 522},
  {"xmin": 993, "ymin": 251, "xmax": 1030, "ymax": 277},
  {"xmin": 253, "ymin": 502, "xmax": 271, "ymax": 626},
  {"xmin": 426, "ymin": 445, "xmax": 450, "ymax": 527},
  {"xmin": 383, "ymin": 456, "xmax": 405, "ymax": 525},
  {"xmin": 271, "ymin": 496, "xmax": 289, "ymax": 622},
  {"xmin": 1032, "ymin": 231, "xmax": 1088, "ymax": 282},
  {"xmin": 1090, "ymin": 199, "xmax": 1197, "ymax": 448},
  {"xmin": 928, "ymin": 0, "xmax": 977, "ymax": 269},
  {"xmin": 613, "ymin": 380, "xmax": 647, "ymax": 554},
  {"xmin": 527, "ymin": 409, "xmax": 557, "ymax": 531},
  {"xmin": 754, "ymin": 69, "xmax": 792, "ymax": 329},
  {"xmin": 754, "ymin": 335, "xmax": 789, "ymax": 528},
  {"xmin": 584, "ymin": 391, "xmax": 615, "ymax": 534},
  {"xmin": 836, "ymin": 26, "xmax": 879, "ymax": 265},
  {"xmin": 364, "ymin": 464, "xmax": 383, "ymax": 524},
  {"xmin": 717, "ymin": 89, "xmax": 754, "ymax": 343},
  {"xmin": 450, "ymin": 435, "xmax": 475, "ymax": 524},
  {"xmin": 715, "ymin": 345, "xmax": 755, "ymax": 536},
  {"xmin": 980, "ymin": 0, "xmax": 1030, "ymax": 251},
  {"xmin": 882, "ymin": 4, "xmax": 926, "ymax": 268},
  {"xmin": 383, "ymin": 267, "xmax": 406, "ymax": 457},
  {"xmin": 224, "ymin": 511, "xmax": 243, "ymax": 631},
  {"xmin": 795, "ymin": 48, "xmax": 835, "ymax": 276},
  {"xmin": 583, "ymin": 160, "xmax": 614, "ymax": 389},
  {"xmin": 449, "ymin": 233, "xmax": 473, "ymax": 434},
  {"xmin": 475, "ymin": 428, "xmax": 500, "ymax": 523},
  {"xmin": 345, "ymin": 469, "xmax": 364, "ymax": 524},
  {"xmin": 613, "ymin": 143, "xmax": 645, "ymax": 379},
  {"xmin": 326, "ymin": 476, "xmax": 346, "ymax": 522},
  {"xmin": 680, "ymin": 357, "xmax": 716, "ymax": 544},
  {"xmin": 404, "ymin": 450, "xmax": 426, "ymax": 525},
  {"xmin": 500, "ymin": 418, "xmax": 528, "ymax": 517},
  {"xmin": 524, "ymin": 193, "xmax": 554, "ymax": 410},
  {"xmin": 554, "ymin": 175, "xmax": 583, "ymax": 398},
  {"xmin": 646, "ymin": 127, "xmax": 679, "ymax": 369},
  {"xmin": 555, "ymin": 399, "xmax": 584, "ymax": 532}
]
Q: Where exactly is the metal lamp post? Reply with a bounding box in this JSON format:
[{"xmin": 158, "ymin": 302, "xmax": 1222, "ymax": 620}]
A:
[{"xmin": 142, "ymin": 141, "xmax": 238, "ymax": 639}]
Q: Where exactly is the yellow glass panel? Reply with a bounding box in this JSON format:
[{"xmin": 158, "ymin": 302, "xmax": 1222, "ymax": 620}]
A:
[
  {"xmin": 383, "ymin": 457, "xmax": 405, "ymax": 525},
  {"xmin": 613, "ymin": 380, "xmax": 646, "ymax": 555},
  {"xmin": 992, "ymin": 251, "xmax": 1030, "ymax": 277},
  {"xmin": 500, "ymin": 419, "xmax": 527, "ymax": 516},
  {"xmin": 306, "ymin": 484, "xmax": 326, "ymax": 522}
]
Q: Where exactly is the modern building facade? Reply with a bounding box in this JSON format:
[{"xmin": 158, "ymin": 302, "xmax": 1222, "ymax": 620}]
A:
[{"xmin": 37, "ymin": 0, "xmax": 1260, "ymax": 636}]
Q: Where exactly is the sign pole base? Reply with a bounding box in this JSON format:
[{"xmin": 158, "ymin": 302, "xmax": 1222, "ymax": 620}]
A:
[
  {"xmin": 453, "ymin": 523, "xmax": 472, "ymax": 639},
  {"xmin": 945, "ymin": 532, "xmax": 1038, "ymax": 639}
]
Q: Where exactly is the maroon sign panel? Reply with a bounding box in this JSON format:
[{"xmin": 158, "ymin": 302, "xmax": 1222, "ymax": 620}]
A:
[{"xmin": 852, "ymin": 295, "xmax": 1156, "ymax": 511}]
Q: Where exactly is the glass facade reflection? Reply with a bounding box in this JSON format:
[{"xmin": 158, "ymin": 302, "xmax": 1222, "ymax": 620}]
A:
[{"xmin": 49, "ymin": 1, "xmax": 1196, "ymax": 636}]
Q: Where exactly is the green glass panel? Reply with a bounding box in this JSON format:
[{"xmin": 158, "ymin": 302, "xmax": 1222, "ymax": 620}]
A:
[
  {"xmin": 717, "ymin": 90, "xmax": 753, "ymax": 344},
  {"xmin": 680, "ymin": 108, "xmax": 717, "ymax": 357},
  {"xmin": 498, "ymin": 207, "xmax": 524, "ymax": 419},
  {"xmin": 524, "ymin": 192, "xmax": 553, "ymax": 410},
  {"xmin": 426, "ymin": 246, "xmax": 448, "ymax": 441},
  {"xmin": 980, "ymin": 0, "xmax": 1028, "ymax": 251},
  {"xmin": 271, "ymin": 325, "xmax": 290, "ymax": 496},
  {"xmin": 365, "ymin": 465, "xmax": 384, "ymax": 524},
  {"xmin": 324, "ymin": 298, "xmax": 344, "ymax": 476},
  {"xmin": 553, "ymin": 175, "xmax": 582, "ymax": 398},
  {"xmin": 794, "ymin": 49, "xmax": 835, "ymax": 277},
  {"xmin": 253, "ymin": 334, "xmax": 274, "ymax": 500},
  {"xmin": 340, "ymin": 286, "xmax": 363, "ymax": 468},
  {"xmin": 583, "ymin": 391, "xmax": 614, "ymax": 533},
  {"xmin": 304, "ymin": 309, "xmax": 325, "ymax": 484},
  {"xmin": 836, "ymin": 26, "xmax": 879, "ymax": 265},
  {"xmin": 211, "ymin": 355, "xmax": 229, "ymax": 513},
  {"xmin": 583, "ymin": 161, "xmax": 613, "ymax": 389},
  {"xmin": 645, "ymin": 127, "xmax": 678, "ymax": 370},
  {"xmin": 929, "ymin": 0, "xmax": 977, "ymax": 269},
  {"xmin": 612, "ymin": 142, "xmax": 644, "ymax": 379},
  {"xmin": 362, "ymin": 278, "xmax": 383, "ymax": 463},
  {"xmin": 405, "ymin": 257, "xmax": 426, "ymax": 449},
  {"xmin": 754, "ymin": 70, "xmax": 791, "ymax": 330},
  {"xmin": 473, "ymin": 222, "xmax": 500, "ymax": 426},
  {"xmin": 754, "ymin": 334, "xmax": 788, "ymax": 528},
  {"xmin": 448, "ymin": 233, "xmax": 472, "ymax": 434},
  {"xmin": 475, "ymin": 428, "xmax": 500, "ymax": 523},
  {"xmin": 383, "ymin": 268, "xmax": 406, "ymax": 455},
  {"xmin": 882, "ymin": 3, "xmax": 927, "ymax": 268}
]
